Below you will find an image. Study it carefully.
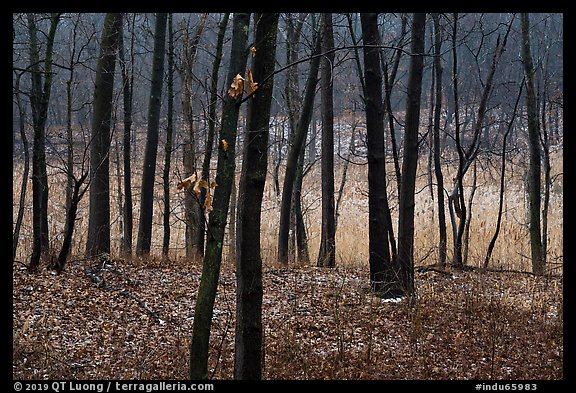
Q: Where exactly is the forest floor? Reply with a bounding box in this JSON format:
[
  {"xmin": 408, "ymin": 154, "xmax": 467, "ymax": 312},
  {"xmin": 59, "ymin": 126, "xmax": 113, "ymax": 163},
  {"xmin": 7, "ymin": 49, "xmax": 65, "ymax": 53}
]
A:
[{"xmin": 12, "ymin": 256, "xmax": 563, "ymax": 380}]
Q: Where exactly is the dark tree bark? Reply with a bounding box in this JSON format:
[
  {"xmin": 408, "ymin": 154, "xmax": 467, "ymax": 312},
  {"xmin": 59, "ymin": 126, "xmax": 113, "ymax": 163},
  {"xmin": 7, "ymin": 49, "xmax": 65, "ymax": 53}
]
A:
[
  {"xmin": 235, "ymin": 13, "xmax": 279, "ymax": 380},
  {"xmin": 189, "ymin": 13, "xmax": 251, "ymax": 380},
  {"xmin": 317, "ymin": 12, "xmax": 336, "ymax": 268},
  {"xmin": 13, "ymin": 72, "xmax": 30, "ymax": 261},
  {"xmin": 27, "ymin": 13, "xmax": 60, "ymax": 271},
  {"xmin": 277, "ymin": 26, "xmax": 322, "ymax": 265},
  {"xmin": 181, "ymin": 14, "xmax": 208, "ymax": 259},
  {"xmin": 520, "ymin": 13, "xmax": 544, "ymax": 275},
  {"xmin": 198, "ymin": 12, "xmax": 230, "ymax": 256},
  {"xmin": 86, "ymin": 13, "xmax": 122, "ymax": 258},
  {"xmin": 397, "ymin": 12, "xmax": 426, "ymax": 297},
  {"xmin": 118, "ymin": 14, "xmax": 135, "ymax": 256},
  {"xmin": 360, "ymin": 13, "xmax": 395, "ymax": 294},
  {"xmin": 432, "ymin": 13, "xmax": 447, "ymax": 268},
  {"xmin": 162, "ymin": 13, "xmax": 175, "ymax": 257},
  {"xmin": 136, "ymin": 13, "xmax": 168, "ymax": 256}
]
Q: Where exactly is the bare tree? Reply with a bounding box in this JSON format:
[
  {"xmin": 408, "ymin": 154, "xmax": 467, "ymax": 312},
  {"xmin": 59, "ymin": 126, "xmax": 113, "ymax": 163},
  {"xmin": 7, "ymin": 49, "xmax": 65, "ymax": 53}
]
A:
[
  {"xmin": 180, "ymin": 13, "xmax": 208, "ymax": 259},
  {"xmin": 396, "ymin": 12, "xmax": 426, "ymax": 296},
  {"xmin": 235, "ymin": 13, "xmax": 279, "ymax": 379},
  {"xmin": 189, "ymin": 13, "xmax": 251, "ymax": 380},
  {"xmin": 431, "ymin": 13, "xmax": 447, "ymax": 268},
  {"xmin": 277, "ymin": 21, "xmax": 321, "ymax": 265},
  {"xmin": 162, "ymin": 13, "xmax": 175, "ymax": 257},
  {"xmin": 118, "ymin": 14, "xmax": 136, "ymax": 256},
  {"xmin": 198, "ymin": 13, "xmax": 230, "ymax": 256},
  {"xmin": 86, "ymin": 13, "xmax": 122, "ymax": 258},
  {"xmin": 317, "ymin": 12, "xmax": 336, "ymax": 268},
  {"xmin": 360, "ymin": 12, "xmax": 395, "ymax": 294},
  {"xmin": 520, "ymin": 13, "xmax": 544, "ymax": 275},
  {"xmin": 27, "ymin": 13, "xmax": 61, "ymax": 270},
  {"xmin": 136, "ymin": 13, "xmax": 168, "ymax": 256}
]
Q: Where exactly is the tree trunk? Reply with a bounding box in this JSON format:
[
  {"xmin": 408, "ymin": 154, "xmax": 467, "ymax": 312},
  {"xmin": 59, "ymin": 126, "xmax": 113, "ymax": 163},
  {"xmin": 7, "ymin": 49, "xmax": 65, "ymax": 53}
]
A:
[
  {"xmin": 432, "ymin": 13, "xmax": 447, "ymax": 268},
  {"xmin": 13, "ymin": 73, "xmax": 30, "ymax": 261},
  {"xmin": 449, "ymin": 14, "xmax": 513, "ymax": 267},
  {"xmin": 317, "ymin": 13, "xmax": 336, "ymax": 268},
  {"xmin": 162, "ymin": 14, "xmax": 175, "ymax": 257},
  {"xmin": 484, "ymin": 81, "xmax": 523, "ymax": 269},
  {"xmin": 189, "ymin": 13, "xmax": 251, "ymax": 380},
  {"xmin": 181, "ymin": 14, "xmax": 208, "ymax": 259},
  {"xmin": 198, "ymin": 13, "xmax": 229, "ymax": 256},
  {"xmin": 277, "ymin": 25, "xmax": 322, "ymax": 265},
  {"xmin": 118, "ymin": 15, "xmax": 135, "ymax": 256},
  {"xmin": 235, "ymin": 13, "xmax": 279, "ymax": 380},
  {"xmin": 51, "ymin": 172, "xmax": 89, "ymax": 274},
  {"xmin": 86, "ymin": 13, "xmax": 122, "ymax": 258},
  {"xmin": 397, "ymin": 12, "xmax": 426, "ymax": 297},
  {"xmin": 520, "ymin": 13, "xmax": 544, "ymax": 275},
  {"xmin": 27, "ymin": 13, "xmax": 60, "ymax": 270},
  {"xmin": 360, "ymin": 13, "xmax": 395, "ymax": 294},
  {"xmin": 136, "ymin": 13, "xmax": 168, "ymax": 256}
]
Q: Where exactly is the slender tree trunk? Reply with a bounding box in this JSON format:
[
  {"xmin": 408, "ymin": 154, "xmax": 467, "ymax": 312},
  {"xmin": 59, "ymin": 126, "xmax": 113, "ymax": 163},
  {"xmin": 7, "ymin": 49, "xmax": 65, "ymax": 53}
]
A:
[
  {"xmin": 360, "ymin": 13, "xmax": 394, "ymax": 294},
  {"xmin": 118, "ymin": 14, "xmax": 135, "ymax": 256},
  {"xmin": 294, "ymin": 144, "xmax": 310, "ymax": 263},
  {"xmin": 463, "ymin": 160, "xmax": 477, "ymax": 265},
  {"xmin": 432, "ymin": 13, "xmax": 447, "ymax": 268},
  {"xmin": 13, "ymin": 73, "xmax": 30, "ymax": 261},
  {"xmin": 484, "ymin": 81, "xmax": 523, "ymax": 269},
  {"xmin": 520, "ymin": 13, "xmax": 544, "ymax": 275},
  {"xmin": 198, "ymin": 13, "xmax": 229, "ymax": 256},
  {"xmin": 181, "ymin": 14, "xmax": 208, "ymax": 259},
  {"xmin": 277, "ymin": 27, "xmax": 322, "ymax": 265},
  {"xmin": 540, "ymin": 79, "xmax": 551, "ymax": 268},
  {"xmin": 136, "ymin": 13, "xmax": 168, "ymax": 256},
  {"xmin": 382, "ymin": 14, "xmax": 408, "ymax": 196},
  {"xmin": 189, "ymin": 13, "xmax": 251, "ymax": 380},
  {"xmin": 52, "ymin": 171, "xmax": 89, "ymax": 274},
  {"xmin": 27, "ymin": 13, "xmax": 60, "ymax": 270},
  {"xmin": 235, "ymin": 13, "xmax": 279, "ymax": 380},
  {"xmin": 397, "ymin": 12, "xmax": 426, "ymax": 296},
  {"xmin": 86, "ymin": 13, "xmax": 122, "ymax": 258},
  {"xmin": 449, "ymin": 14, "xmax": 513, "ymax": 267},
  {"xmin": 162, "ymin": 14, "xmax": 175, "ymax": 257},
  {"xmin": 317, "ymin": 12, "xmax": 336, "ymax": 268}
]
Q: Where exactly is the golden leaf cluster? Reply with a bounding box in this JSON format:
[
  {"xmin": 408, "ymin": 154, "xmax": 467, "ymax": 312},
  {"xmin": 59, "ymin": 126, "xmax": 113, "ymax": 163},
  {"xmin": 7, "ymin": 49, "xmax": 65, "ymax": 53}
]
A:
[
  {"xmin": 227, "ymin": 66, "xmax": 258, "ymax": 100},
  {"xmin": 176, "ymin": 173, "xmax": 218, "ymax": 214}
]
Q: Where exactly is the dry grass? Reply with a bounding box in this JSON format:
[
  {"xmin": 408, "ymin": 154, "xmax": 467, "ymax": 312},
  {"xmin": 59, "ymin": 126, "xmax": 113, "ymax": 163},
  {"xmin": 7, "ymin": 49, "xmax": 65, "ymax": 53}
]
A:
[{"xmin": 12, "ymin": 138, "xmax": 563, "ymax": 274}]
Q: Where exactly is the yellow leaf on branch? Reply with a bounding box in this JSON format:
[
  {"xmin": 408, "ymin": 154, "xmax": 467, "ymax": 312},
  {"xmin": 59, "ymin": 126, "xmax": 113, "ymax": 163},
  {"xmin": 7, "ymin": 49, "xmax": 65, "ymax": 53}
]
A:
[
  {"xmin": 250, "ymin": 46, "xmax": 257, "ymax": 58},
  {"xmin": 221, "ymin": 139, "xmax": 228, "ymax": 151}
]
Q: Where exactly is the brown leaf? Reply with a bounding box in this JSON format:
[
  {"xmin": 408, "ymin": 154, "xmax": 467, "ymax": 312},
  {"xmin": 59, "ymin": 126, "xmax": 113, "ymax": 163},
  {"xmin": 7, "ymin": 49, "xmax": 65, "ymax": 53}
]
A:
[
  {"xmin": 177, "ymin": 174, "xmax": 197, "ymax": 190},
  {"xmin": 228, "ymin": 73, "xmax": 245, "ymax": 99},
  {"xmin": 204, "ymin": 191, "xmax": 213, "ymax": 214},
  {"xmin": 221, "ymin": 139, "xmax": 229, "ymax": 152},
  {"xmin": 246, "ymin": 69, "xmax": 258, "ymax": 97},
  {"xmin": 192, "ymin": 178, "xmax": 209, "ymax": 196}
]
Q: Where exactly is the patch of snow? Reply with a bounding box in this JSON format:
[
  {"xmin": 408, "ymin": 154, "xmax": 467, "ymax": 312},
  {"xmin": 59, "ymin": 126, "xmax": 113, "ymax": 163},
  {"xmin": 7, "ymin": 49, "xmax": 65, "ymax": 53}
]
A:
[{"xmin": 381, "ymin": 296, "xmax": 405, "ymax": 303}]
